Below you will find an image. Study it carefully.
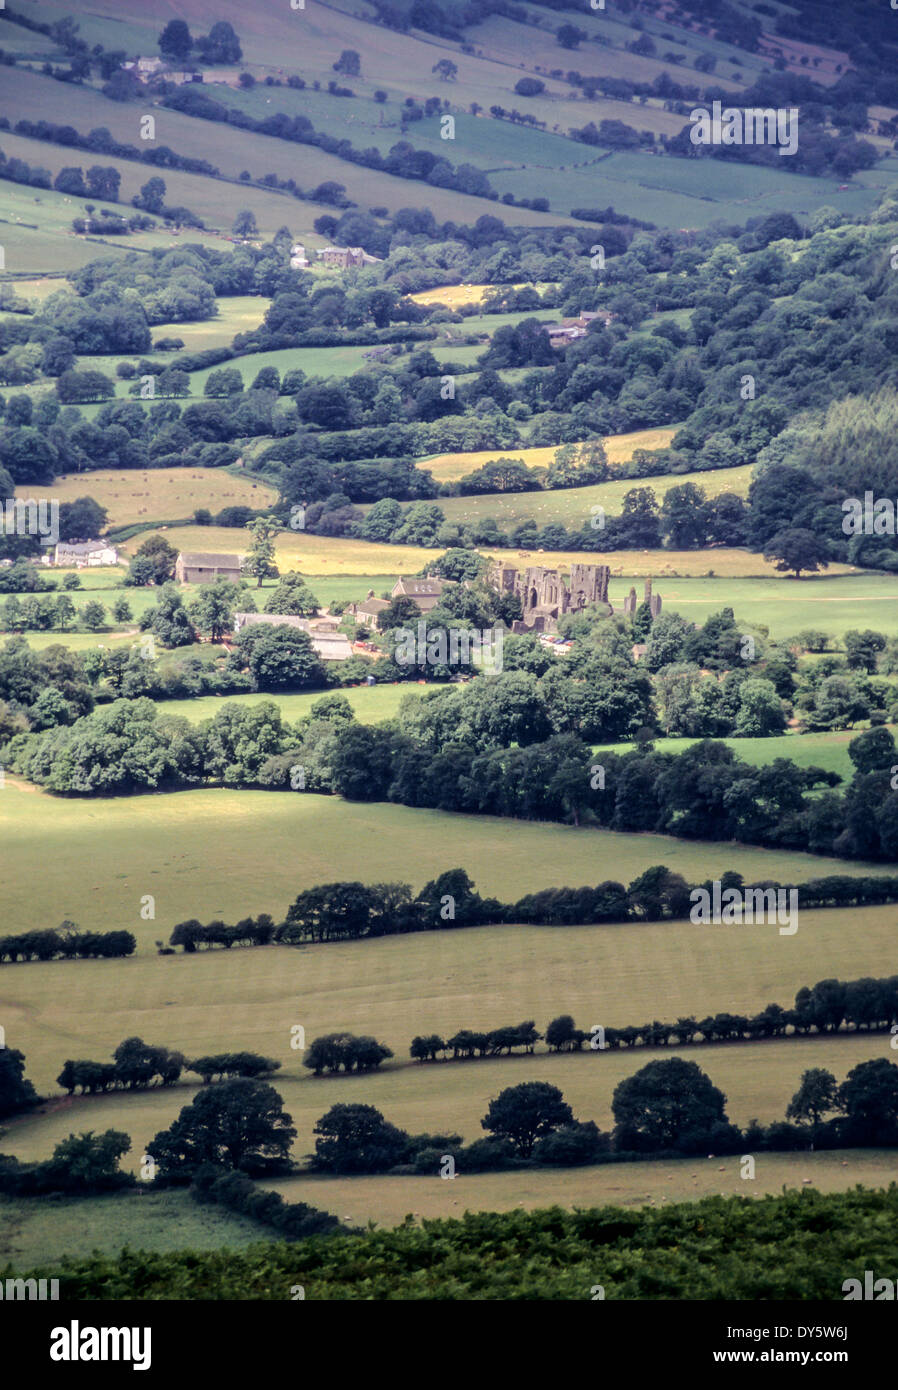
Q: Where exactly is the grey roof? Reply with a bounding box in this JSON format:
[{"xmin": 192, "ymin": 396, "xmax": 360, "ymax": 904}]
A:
[
  {"xmin": 179, "ymin": 551, "xmax": 244, "ymax": 568},
  {"xmin": 56, "ymin": 540, "xmax": 116, "ymax": 555},
  {"xmin": 356, "ymin": 598, "xmax": 389, "ymax": 615},
  {"xmin": 394, "ymin": 577, "xmax": 450, "ymax": 596}
]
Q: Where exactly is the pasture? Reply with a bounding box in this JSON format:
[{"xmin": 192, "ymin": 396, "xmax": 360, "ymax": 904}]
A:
[
  {"xmin": 420, "ymin": 427, "xmax": 680, "ymax": 484},
  {"xmin": 597, "ymin": 727, "xmax": 898, "ymax": 786},
  {"xmin": 0, "ymin": 130, "xmax": 338, "ymax": 247},
  {"xmin": 5, "ymin": 1150, "xmax": 896, "ymax": 1270},
  {"xmin": 159, "ymin": 682, "xmax": 436, "ymax": 726},
  {"xmin": 658, "ymin": 572, "xmax": 898, "ymax": 641},
  {"xmin": 267, "ymin": 1150, "xmax": 898, "ymax": 1230},
  {"xmin": 0, "ymin": 69, "xmax": 571, "ymax": 234},
  {"xmin": 0, "ymin": 777, "xmax": 891, "ymax": 958},
  {"xmin": 16, "ymin": 468, "xmax": 277, "ymax": 530},
  {"xmin": 0, "ymin": 1190, "xmax": 270, "ymax": 1270},
  {"xmin": 0, "ymin": 181, "xmax": 156, "ymax": 276},
  {"xmin": 435, "ymin": 464, "xmax": 753, "ymax": 529}
]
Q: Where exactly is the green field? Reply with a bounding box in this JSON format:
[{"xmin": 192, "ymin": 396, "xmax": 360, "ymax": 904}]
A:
[
  {"xmin": 0, "ymin": 180, "xmax": 164, "ymax": 275},
  {"xmin": 2, "ymin": 781, "xmax": 889, "ymax": 955},
  {"xmin": 435, "ymin": 464, "xmax": 753, "ymax": 529},
  {"xmin": 659, "ymin": 573, "xmax": 898, "ymax": 641},
  {"xmin": 0, "ymin": 1190, "xmax": 270, "ymax": 1271},
  {"xmin": 489, "ymin": 147, "xmax": 881, "ymax": 227},
  {"xmin": 598, "ymin": 727, "xmax": 898, "ymax": 785},
  {"xmin": 159, "ymin": 681, "xmax": 432, "ymax": 726}
]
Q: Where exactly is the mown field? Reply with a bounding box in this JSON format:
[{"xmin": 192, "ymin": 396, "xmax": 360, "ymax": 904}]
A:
[
  {"xmin": 2, "ymin": 780, "xmax": 888, "ymax": 954},
  {"xmin": 658, "ymin": 572, "xmax": 898, "ymax": 641},
  {"xmin": 435, "ymin": 464, "xmax": 752, "ymax": 529},
  {"xmin": 16, "ymin": 467, "xmax": 277, "ymax": 529},
  {"xmin": 159, "ymin": 681, "xmax": 432, "ymax": 726},
  {"xmin": 420, "ymin": 427, "xmax": 680, "ymax": 484},
  {"xmin": 598, "ymin": 727, "xmax": 898, "ymax": 786},
  {"xmin": 119, "ymin": 527, "xmax": 832, "ymax": 585}
]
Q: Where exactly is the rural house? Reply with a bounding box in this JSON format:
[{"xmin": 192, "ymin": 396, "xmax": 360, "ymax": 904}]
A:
[
  {"xmin": 347, "ymin": 591, "xmax": 390, "ymax": 630},
  {"xmin": 175, "ymin": 551, "xmax": 244, "ymax": 584},
  {"xmin": 317, "ymin": 246, "xmax": 381, "ymax": 269},
  {"xmin": 53, "ymin": 540, "xmax": 119, "ymax": 568},
  {"xmin": 391, "ymin": 576, "xmax": 453, "ymax": 613}
]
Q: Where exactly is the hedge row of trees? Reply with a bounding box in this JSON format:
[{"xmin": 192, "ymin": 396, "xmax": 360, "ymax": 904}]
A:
[
  {"xmin": 302, "ymin": 1034, "xmax": 393, "ymax": 1076},
  {"xmin": 190, "ymin": 1166, "xmax": 341, "ymax": 1240},
  {"xmin": 163, "ymin": 867, "xmax": 898, "ymax": 955},
  {"xmin": 309, "ymin": 1053, "xmax": 898, "ymax": 1175},
  {"xmin": 410, "ymin": 976, "xmax": 898, "ymax": 1066},
  {"xmin": 56, "ymin": 1038, "xmax": 280, "ymax": 1095},
  {"xmin": 0, "ymin": 926, "xmax": 135, "ymax": 964}
]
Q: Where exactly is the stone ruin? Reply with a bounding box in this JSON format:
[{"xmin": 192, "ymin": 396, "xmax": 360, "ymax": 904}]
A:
[
  {"xmin": 488, "ymin": 562, "xmax": 611, "ymax": 634},
  {"xmin": 488, "ymin": 563, "xmax": 661, "ymax": 634},
  {"xmin": 622, "ymin": 577, "xmax": 662, "ymax": 620}
]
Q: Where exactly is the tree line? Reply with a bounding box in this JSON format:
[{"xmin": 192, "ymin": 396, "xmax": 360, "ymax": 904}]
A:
[
  {"xmin": 410, "ymin": 975, "xmax": 898, "ymax": 1065},
  {"xmin": 0, "ymin": 926, "xmax": 135, "ymax": 964},
  {"xmin": 56, "ymin": 1037, "xmax": 280, "ymax": 1095},
  {"xmin": 159, "ymin": 867, "xmax": 898, "ymax": 955}
]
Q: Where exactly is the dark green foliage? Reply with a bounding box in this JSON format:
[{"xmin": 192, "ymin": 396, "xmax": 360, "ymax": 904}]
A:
[{"xmin": 18, "ymin": 1189, "xmax": 898, "ymax": 1299}]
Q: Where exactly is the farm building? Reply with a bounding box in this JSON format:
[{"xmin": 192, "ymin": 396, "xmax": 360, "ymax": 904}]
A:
[
  {"xmin": 233, "ymin": 611, "xmax": 353, "ymax": 660},
  {"xmin": 317, "ymin": 246, "xmax": 381, "ymax": 269},
  {"xmin": 348, "ymin": 591, "xmax": 390, "ymax": 630},
  {"xmin": 53, "ymin": 540, "xmax": 119, "ymax": 568},
  {"xmin": 175, "ymin": 551, "xmax": 244, "ymax": 584}
]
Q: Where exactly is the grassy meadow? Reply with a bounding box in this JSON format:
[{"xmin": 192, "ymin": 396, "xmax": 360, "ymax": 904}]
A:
[
  {"xmin": 16, "ymin": 468, "xmax": 277, "ymax": 529},
  {"xmin": 2, "ymin": 781, "xmax": 890, "ymax": 956},
  {"xmin": 0, "ymin": 1190, "xmax": 271, "ymax": 1270},
  {"xmin": 159, "ymin": 681, "xmax": 432, "ymax": 726},
  {"xmin": 434, "ymin": 464, "xmax": 752, "ymax": 529},
  {"xmin": 598, "ymin": 727, "xmax": 898, "ymax": 786},
  {"xmin": 420, "ymin": 427, "xmax": 680, "ymax": 484}
]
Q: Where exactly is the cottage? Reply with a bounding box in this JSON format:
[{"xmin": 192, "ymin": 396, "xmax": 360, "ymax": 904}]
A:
[
  {"xmin": 54, "ymin": 540, "xmax": 119, "ymax": 568},
  {"xmin": 317, "ymin": 246, "xmax": 381, "ymax": 269},
  {"xmin": 175, "ymin": 551, "xmax": 243, "ymax": 584},
  {"xmin": 348, "ymin": 590, "xmax": 390, "ymax": 630}
]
